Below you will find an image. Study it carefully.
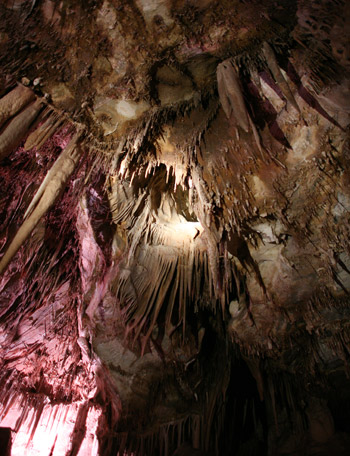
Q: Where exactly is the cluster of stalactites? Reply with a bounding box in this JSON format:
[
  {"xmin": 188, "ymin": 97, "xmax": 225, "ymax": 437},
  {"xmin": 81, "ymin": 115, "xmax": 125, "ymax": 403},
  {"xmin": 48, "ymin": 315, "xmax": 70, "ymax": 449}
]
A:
[
  {"xmin": 106, "ymin": 167, "xmax": 209, "ymax": 351},
  {"xmin": 0, "ymin": 84, "xmax": 82, "ymax": 276},
  {"xmin": 97, "ymin": 41, "xmax": 304, "ymax": 320},
  {"xmin": 217, "ymin": 41, "xmax": 303, "ymax": 139}
]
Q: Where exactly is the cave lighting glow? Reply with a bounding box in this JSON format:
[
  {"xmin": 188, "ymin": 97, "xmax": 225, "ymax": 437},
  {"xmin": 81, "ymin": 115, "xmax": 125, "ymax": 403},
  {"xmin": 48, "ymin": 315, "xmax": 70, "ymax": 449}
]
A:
[
  {"xmin": 2, "ymin": 400, "xmax": 101, "ymax": 456},
  {"xmin": 171, "ymin": 221, "xmax": 202, "ymax": 240},
  {"xmin": 160, "ymin": 220, "xmax": 203, "ymax": 246}
]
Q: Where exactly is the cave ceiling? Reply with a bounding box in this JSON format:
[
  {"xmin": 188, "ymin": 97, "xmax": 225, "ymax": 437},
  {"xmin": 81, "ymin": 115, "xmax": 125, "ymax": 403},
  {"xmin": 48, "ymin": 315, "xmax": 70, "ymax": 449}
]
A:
[{"xmin": 0, "ymin": 1, "xmax": 349, "ymax": 455}]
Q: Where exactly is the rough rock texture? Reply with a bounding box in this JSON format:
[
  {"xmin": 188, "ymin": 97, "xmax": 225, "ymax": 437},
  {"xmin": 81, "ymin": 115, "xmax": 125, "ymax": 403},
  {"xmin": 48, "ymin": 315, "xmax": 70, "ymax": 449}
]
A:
[{"xmin": 0, "ymin": 1, "xmax": 349, "ymax": 455}]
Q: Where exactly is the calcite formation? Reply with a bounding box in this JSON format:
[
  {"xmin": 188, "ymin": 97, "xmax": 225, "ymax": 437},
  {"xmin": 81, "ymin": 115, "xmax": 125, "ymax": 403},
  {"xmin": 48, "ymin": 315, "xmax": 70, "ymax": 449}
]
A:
[{"xmin": 0, "ymin": 1, "xmax": 349, "ymax": 455}]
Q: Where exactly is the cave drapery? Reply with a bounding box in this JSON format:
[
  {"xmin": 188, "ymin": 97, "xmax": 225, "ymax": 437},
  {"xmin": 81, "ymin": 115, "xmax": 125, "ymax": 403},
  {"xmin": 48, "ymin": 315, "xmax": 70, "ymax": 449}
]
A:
[{"xmin": 0, "ymin": 1, "xmax": 349, "ymax": 455}]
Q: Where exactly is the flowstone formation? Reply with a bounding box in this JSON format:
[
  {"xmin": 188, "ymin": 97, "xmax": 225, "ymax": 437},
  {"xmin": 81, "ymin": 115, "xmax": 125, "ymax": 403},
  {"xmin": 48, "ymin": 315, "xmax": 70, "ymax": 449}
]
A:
[{"xmin": 0, "ymin": 1, "xmax": 349, "ymax": 455}]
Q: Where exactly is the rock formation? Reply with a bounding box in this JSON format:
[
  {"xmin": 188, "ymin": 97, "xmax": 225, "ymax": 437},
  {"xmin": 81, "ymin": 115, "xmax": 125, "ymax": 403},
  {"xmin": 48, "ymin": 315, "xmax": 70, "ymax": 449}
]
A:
[{"xmin": 0, "ymin": 1, "xmax": 349, "ymax": 455}]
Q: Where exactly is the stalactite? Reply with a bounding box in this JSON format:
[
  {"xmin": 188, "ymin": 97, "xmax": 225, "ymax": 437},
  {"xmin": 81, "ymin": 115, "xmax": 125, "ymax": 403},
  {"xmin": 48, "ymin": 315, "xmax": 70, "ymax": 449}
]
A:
[
  {"xmin": 0, "ymin": 131, "xmax": 82, "ymax": 275},
  {"xmin": 0, "ymin": 84, "xmax": 35, "ymax": 129},
  {"xmin": 66, "ymin": 401, "xmax": 90, "ymax": 456},
  {"xmin": 268, "ymin": 376, "xmax": 278, "ymax": 433},
  {"xmin": 217, "ymin": 59, "xmax": 250, "ymax": 132},
  {"xmin": 244, "ymin": 357, "xmax": 264, "ymax": 401},
  {"xmin": 14, "ymin": 396, "xmax": 31, "ymax": 433},
  {"xmin": 24, "ymin": 113, "xmax": 63, "ymax": 151},
  {"xmin": 0, "ymin": 98, "xmax": 44, "ymax": 161},
  {"xmin": 262, "ymin": 41, "xmax": 303, "ymax": 117},
  {"xmin": 0, "ymin": 374, "xmax": 18, "ymax": 423},
  {"xmin": 48, "ymin": 435, "xmax": 58, "ymax": 456},
  {"xmin": 27, "ymin": 395, "xmax": 46, "ymax": 446}
]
